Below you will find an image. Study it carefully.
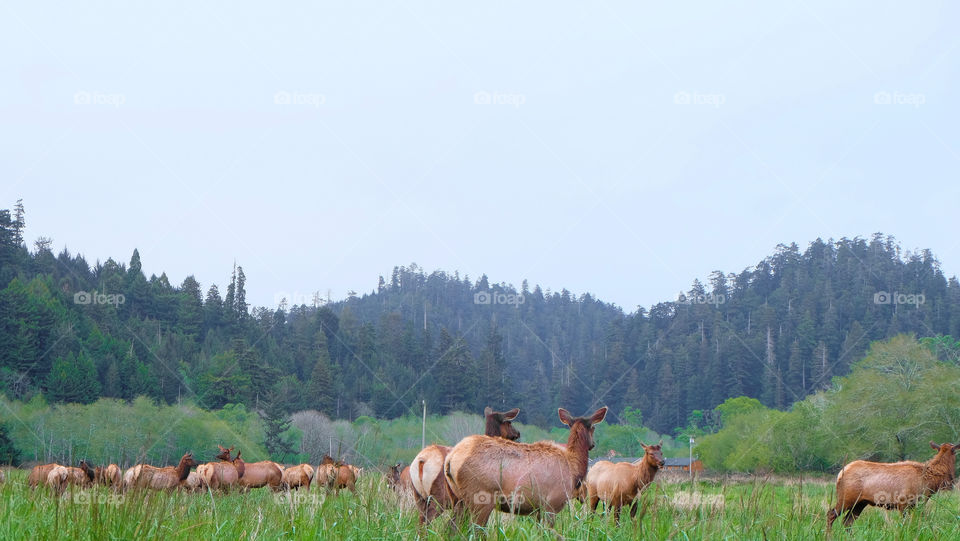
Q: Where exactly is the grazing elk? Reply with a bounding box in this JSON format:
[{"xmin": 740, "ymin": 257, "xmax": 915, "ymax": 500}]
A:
[
  {"xmin": 281, "ymin": 464, "xmax": 315, "ymax": 491},
  {"xmin": 586, "ymin": 441, "xmax": 665, "ymax": 522},
  {"xmin": 47, "ymin": 462, "xmax": 95, "ymax": 494},
  {"xmin": 827, "ymin": 441, "xmax": 958, "ymax": 530},
  {"xmin": 445, "ymin": 406, "xmax": 607, "ymax": 526},
  {"xmin": 410, "ymin": 407, "xmax": 521, "ymax": 525},
  {"xmin": 234, "ymin": 451, "xmax": 282, "ymax": 491},
  {"xmin": 95, "ymin": 463, "xmax": 122, "ymax": 489},
  {"xmin": 125, "ymin": 452, "xmax": 199, "ymax": 490},
  {"xmin": 182, "ymin": 471, "xmax": 204, "ymax": 491},
  {"xmin": 388, "ymin": 463, "xmax": 416, "ymax": 508},
  {"xmin": 315, "ymin": 455, "xmax": 356, "ymax": 494},
  {"xmin": 28, "ymin": 463, "xmax": 62, "ymax": 489}
]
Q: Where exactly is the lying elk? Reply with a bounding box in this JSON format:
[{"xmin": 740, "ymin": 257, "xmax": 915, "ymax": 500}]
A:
[
  {"xmin": 315, "ymin": 455, "xmax": 356, "ymax": 494},
  {"xmin": 586, "ymin": 441, "xmax": 665, "ymax": 521},
  {"xmin": 125, "ymin": 452, "xmax": 199, "ymax": 490},
  {"xmin": 235, "ymin": 451, "xmax": 282, "ymax": 491},
  {"xmin": 445, "ymin": 406, "xmax": 607, "ymax": 526},
  {"xmin": 410, "ymin": 406, "xmax": 521, "ymax": 524},
  {"xmin": 827, "ymin": 441, "xmax": 958, "ymax": 530}
]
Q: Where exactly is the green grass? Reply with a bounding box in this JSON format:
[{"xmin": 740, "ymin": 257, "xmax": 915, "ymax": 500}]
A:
[{"xmin": 1, "ymin": 469, "xmax": 958, "ymax": 540}]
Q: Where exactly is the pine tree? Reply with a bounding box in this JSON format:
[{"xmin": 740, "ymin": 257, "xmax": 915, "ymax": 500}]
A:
[{"xmin": 307, "ymin": 332, "xmax": 335, "ymax": 415}]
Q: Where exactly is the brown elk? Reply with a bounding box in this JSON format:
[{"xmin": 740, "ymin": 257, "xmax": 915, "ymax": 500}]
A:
[
  {"xmin": 234, "ymin": 451, "xmax": 282, "ymax": 491},
  {"xmin": 586, "ymin": 441, "xmax": 665, "ymax": 521},
  {"xmin": 410, "ymin": 407, "xmax": 520, "ymax": 524},
  {"xmin": 126, "ymin": 452, "xmax": 199, "ymax": 490},
  {"xmin": 827, "ymin": 441, "xmax": 958, "ymax": 530},
  {"xmin": 28, "ymin": 463, "xmax": 62, "ymax": 488},
  {"xmin": 445, "ymin": 406, "xmax": 607, "ymax": 526},
  {"xmin": 196, "ymin": 449, "xmax": 244, "ymax": 491},
  {"xmin": 387, "ymin": 463, "xmax": 415, "ymax": 507},
  {"xmin": 47, "ymin": 461, "xmax": 96, "ymax": 493},
  {"xmin": 182, "ymin": 471, "xmax": 204, "ymax": 491},
  {"xmin": 94, "ymin": 463, "xmax": 122, "ymax": 488},
  {"xmin": 281, "ymin": 463, "xmax": 315, "ymax": 490},
  {"xmin": 315, "ymin": 455, "xmax": 356, "ymax": 494}
]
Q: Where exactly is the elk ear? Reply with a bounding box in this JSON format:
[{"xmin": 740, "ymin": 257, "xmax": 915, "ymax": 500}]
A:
[
  {"xmin": 558, "ymin": 408, "xmax": 574, "ymax": 426},
  {"xmin": 484, "ymin": 406, "xmax": 493, "ymax": 416},
  {"xmin": 931, "ymin": 441, "xmax": 940, "ymax": 450},
  {"xmin": 658, "ymin": 439, "xmax": 663, "ymax": 447},
  {"xmin": 503, "ymin": 408, "xmax": 520, "ymax": 421},
  {"xmin": 590, "ymin": 406, "xmax": 608, "ymax": 425}
]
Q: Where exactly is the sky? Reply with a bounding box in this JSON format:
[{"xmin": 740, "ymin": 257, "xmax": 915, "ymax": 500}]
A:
[{"xmin": 2, "ymin": 1, "xmax": 959, "ymax": 312}]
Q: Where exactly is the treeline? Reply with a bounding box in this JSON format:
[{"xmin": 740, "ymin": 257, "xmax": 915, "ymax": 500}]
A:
[
  {"xmin": 0, "ymin": 396, "xmax": 674, "ymax": 467},
  {"xmin": 696, "ymin": 335, "xmax": 960, "ymax": 472},
  {"xmin": 2, "ymin": 201, "xmax": 960, "ymax": 434}
]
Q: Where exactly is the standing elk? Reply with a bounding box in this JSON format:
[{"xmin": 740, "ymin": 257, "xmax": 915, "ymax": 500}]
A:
[
  {"xmin": 315, "ymin": 455, "xmax": 356, "ymax": 494},
  {"xmin": 234, "ymin": 451, "xmax": 282, "ymax": 491},
  {"xmin": 125, "ymin": 452, "xmax": 199, "ymax": 490},
  {"xmin": 196, "ymin": 446, "xmax": 244, "ymax": 491},
  {"xmin": 281, "ymin": 464, "xmax": 315, "ymax": 491},
  {"xmin": 410, "ymin": 406, "xmax": 520, "ymax": 524},
  {"xmin": 47, "ymin": 461, "xmax": 96, "ymax": 494},
  {"xmin": 28, "ymin": 463, "xmax": 62, "ymax": 489},
  {"xmin": 388, "ymin": 463, "xmax": 415, "ymax": 508},
  {"xmin": 95, "ymin": 463, "xmax": 122, "ymax": 489},
  {"xmin": 827, "ymin": 441, "xmax": 958, "ymax": 530},
  {"xmin": 445, "ymin": 406, "xmax": 607, "ymax": 527},
  {"xmin": 586, "ymin": 441, "xmax": 665, "ymax": 522}
]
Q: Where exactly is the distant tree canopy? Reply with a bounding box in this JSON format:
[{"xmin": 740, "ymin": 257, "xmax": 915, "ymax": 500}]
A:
[{"xmin": 1, "ymin": 201, "xmax": 960, "ymax": 436}]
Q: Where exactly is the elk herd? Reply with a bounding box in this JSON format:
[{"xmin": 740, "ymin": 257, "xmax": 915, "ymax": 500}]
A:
[
  {"xmin": 9, "ymin": 405, "xmax": 960, "ymax": 533},
  {"xmin": 24, "ymin": 444, "xmax": 360, "ymax": 496}
]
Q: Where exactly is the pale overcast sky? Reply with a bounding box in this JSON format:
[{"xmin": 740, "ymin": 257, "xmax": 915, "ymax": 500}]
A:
[{"xmin": 3, "ymin": 1, "xmax": 958, "ymax": 311}]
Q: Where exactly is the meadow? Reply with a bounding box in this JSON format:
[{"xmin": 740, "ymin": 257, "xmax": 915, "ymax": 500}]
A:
[{"xmin": 2, "ymin": 469, "xmax": 958, "ymax": 540}]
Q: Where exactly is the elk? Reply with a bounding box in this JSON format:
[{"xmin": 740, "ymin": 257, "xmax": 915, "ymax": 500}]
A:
[
  {"xmin": 410, "ymin": 406, "xmax": 520, "ymax": 524},
  {"xmin": 315, "ymin": 455, "xmax": 356, "ymax": 494},
  {"xmin": 281, "ymin": 463, "xmax": 315, "ymax": 490},
  {"xmin": 125, "ymin": 452, "xmax": 199, "ymax": 490},
  {"xmin": 94, "ymin": 463, "xmax": 122, "ymax": 489},
  {"xmin": 47, "ymin": 462, "xmax": 95, "ymax": 494},
  {"xmin": 827, "ymin": 441, "xmax": 958, "ymax": 530},
  {"xmin": 445, "ymin": 406, "xmax": 607, "ymax": 526},
  {"xmin": 586, "ymin": 441, "xmax": 665, "ymax": 521},
  {"xmin": 28, "ymin": 463, "xmax": 62, "ymax": 488},
  {"xmin": 182, "ymin": 471, "xmax": 204, "ymax": 491},
  {"xmin": 388, "ymin": 463, "xmax": 415, "ymax": 507},
  {"xmin": 234, "ymin": 451, "xmax": 282, "ymax": 491},
  {"xmin": 196, "ymin": 449, "xmax": 244, "ymax": 491}
]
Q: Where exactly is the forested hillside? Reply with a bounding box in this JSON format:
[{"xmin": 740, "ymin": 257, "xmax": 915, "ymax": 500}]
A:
[{"xmin": 2, "ymin": 201, "xmax": 958, "ymax": 434}]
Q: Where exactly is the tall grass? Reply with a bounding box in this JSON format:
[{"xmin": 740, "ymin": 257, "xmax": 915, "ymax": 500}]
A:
[{"xmin": 1, "ymin": 469, "xmax": 957, "ymax": 539}]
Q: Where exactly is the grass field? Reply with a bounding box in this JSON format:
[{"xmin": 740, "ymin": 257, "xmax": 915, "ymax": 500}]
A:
[{"xmin": 1, "ymin": 469, "xmax": 958, "ymax": 540}]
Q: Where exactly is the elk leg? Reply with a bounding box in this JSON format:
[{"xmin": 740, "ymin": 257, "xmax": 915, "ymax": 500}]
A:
[
  {"xmin": 589, "ymin": 494, "xmax": 600, "ymax": 511},
  {"xmin": 629, "ymin": 500, "xmax": 640, "ymax": 519},
  {"xmin": 843, "ymin": 501, "xmax": 868, "ymax": 527}
]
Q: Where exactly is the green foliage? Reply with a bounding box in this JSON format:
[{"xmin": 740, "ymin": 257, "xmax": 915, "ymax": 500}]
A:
[
  {"xmin": 0, "ymin": 422, "xmax": 18, "ymax": 464},
  {"xmin": 698, "ymin": 335, "xmax": 960, "ymax": 472}
]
